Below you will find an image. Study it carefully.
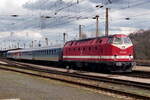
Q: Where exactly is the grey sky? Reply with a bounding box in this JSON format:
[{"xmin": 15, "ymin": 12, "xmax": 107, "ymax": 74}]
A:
[{"xmin": 0, "ymin": 0, "xmax": 150, "ymax": 49}]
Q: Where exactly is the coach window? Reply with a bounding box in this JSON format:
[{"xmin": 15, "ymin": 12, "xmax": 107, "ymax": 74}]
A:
[
  {"xmin": 47, "ymin": 50, "xmax": 48, "ymax": 54},
  {"xmin": 51, "ymin": 50, "xmax": 53, "ymax": 54},
  {"xmin": 49, "ymin": 50, "xmax": 51, "ymax": 54},
  {"xmin": 53, "ymin": 50, "xmax": 55, "ymax": 55},
  {"xmin": 54, "ymin": 50, "xmax": 56, "ymax": 54},
  {"xmin": 37, "ymin": 51, "xmax": 39, "ymax": 55},
  {"xmin": 55, "ymin": 50, "xmax": 56, "ymax": 54},
  {"xmin": 55, "ymin": 49, "xmax": 57, "ymax": 54},
  {"xmin": 54, "ymin": 50, "xmax": 55, "ymax": 55}
]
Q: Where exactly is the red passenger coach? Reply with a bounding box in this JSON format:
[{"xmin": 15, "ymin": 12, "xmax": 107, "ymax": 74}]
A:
[{"xmin": 63, "ymin": 34, "xmax": 135, "ymax": 72}]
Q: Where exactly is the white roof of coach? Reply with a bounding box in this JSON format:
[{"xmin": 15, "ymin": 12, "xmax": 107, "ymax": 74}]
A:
[{"xmin": 7, "ymin": 45, "xmax": 63, "ymax": 53}]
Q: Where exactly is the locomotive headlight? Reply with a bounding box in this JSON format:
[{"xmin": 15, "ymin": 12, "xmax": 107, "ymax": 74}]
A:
[
  {"xmin": 114, "ymin": 55, "xmax": 117, "ymax": 59},
  {"xmin": 129, "ymin": 55, "xmax": 132, "ymax": 59}
]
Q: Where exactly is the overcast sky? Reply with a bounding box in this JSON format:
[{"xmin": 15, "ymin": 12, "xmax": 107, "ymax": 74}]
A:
[{"xmin": 0, "ymin": 0, "xmax": 150, "ymax": 49}]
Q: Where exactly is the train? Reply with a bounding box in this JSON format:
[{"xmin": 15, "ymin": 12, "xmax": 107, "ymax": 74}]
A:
[{"xmin": 6, "ymin": 34, "xmax": 135, "ymax": 73}]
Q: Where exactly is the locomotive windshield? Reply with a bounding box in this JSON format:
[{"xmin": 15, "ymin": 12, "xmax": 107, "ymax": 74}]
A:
[
  {"xmin": 109, "ymin": 37, "xmax": 132, "ymax": 44},
  {"xmin": 113, "ymin": 37, "xmax": 122, "ymax": 44},
  {"xmin": 123, "ymin": 37, "xmax": 132, "ymax": 44}
]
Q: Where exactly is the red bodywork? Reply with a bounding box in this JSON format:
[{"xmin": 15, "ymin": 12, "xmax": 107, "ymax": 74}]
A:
[{"xmin": 63, "ymin": 34, "xmax": 133, "ymax": 63}]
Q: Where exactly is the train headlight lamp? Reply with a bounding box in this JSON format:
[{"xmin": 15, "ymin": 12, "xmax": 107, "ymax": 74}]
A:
[
  {"xmin": 114, "ymin": 55, "xmax": 117, "ymax": 59},
  {"xmin": 129, "ymin": 55, "xmax": 132, "ymax": 59}
]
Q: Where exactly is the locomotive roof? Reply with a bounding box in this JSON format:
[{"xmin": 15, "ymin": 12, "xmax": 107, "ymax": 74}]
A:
[{"xmin": 66, "ymin": 34, "xmax": 127, "ymax": 43}]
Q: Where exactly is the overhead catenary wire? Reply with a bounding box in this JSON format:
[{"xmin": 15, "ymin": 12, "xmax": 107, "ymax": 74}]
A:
[{"xmin": 1, "ymin": 0, "xmax": 150, "ymax": 34}]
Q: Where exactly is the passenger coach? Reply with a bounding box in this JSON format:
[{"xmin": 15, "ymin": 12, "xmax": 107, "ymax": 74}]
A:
[{"xmin": 7, "ymin": 47, "xmax": 62, "ymax": 62}]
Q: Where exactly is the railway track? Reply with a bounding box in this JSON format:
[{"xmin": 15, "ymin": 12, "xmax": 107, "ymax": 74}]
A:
[
  {"xmin": 0, "ymin": 59, "xmax": 150, "ymax": 100},
  {"xmin": 4, "ymin": 58, "xmax": 150, "ymax": 79},
  {"xmin": 117, "ymin": 71, "xmax": 150, "ymax": 79},
  {"xmin": 135, "ymin": 60, "xmax": 150, "ymax": 66},
  {"xmin": 9, "ymin": 59, "xmax": 150, "ymax": 79}
]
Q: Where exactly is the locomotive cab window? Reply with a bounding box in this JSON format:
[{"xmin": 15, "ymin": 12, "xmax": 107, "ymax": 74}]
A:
[
  {"xmin": 110, "ymin": 37, "xmax": 132, "ymax": 45},
  {"xmin": 123, "ymin": 37, "xmax": 132, "ymax": 44},
  {"xmin": 113, "ymin": 37, "xmax": 122, "ymax": 44}
]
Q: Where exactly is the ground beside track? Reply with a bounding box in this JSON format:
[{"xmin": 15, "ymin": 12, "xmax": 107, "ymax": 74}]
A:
[
  {"xmin": 0, "ymin": 69, "xmax": 122, "ymax": 100},
  {"xmin": 133, "ymin": 66, "xmax": 150, "ymax": 72}
]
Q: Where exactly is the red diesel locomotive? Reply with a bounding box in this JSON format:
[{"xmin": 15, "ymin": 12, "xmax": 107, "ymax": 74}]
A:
[{"xmin": 63, "ymin": 34, "xmax": 135, "ymax": 72}]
